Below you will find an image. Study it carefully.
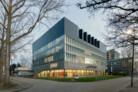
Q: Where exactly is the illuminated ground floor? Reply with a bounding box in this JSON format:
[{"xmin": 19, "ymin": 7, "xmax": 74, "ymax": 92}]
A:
[{"xmin": 36, "ymin": 69, "xmax": 105, "ymax": 78}]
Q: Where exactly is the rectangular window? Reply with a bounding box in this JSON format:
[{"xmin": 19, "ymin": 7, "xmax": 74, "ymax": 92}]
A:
[
  {"xmin": 84, "ymin": 51, "xmax": 92, "ymax": 56},
  {"xmin": 44, "ymin": 58, "xmax": 48, "ymax": 63},
  {"xmin": 44, "ymin": 56, "xmax": 53, "ymax": 63},
  {"xmin": 52, "ymin": 48, "xmax": 54, "ymax": 54},
  {"xmin": 94, "ymin": 39, "xmax": 97, "ymax": 46},
  {"xmin": 79, "ymin": 29, "xmax": 83, "ymax": 39},
  {"xmin": 88, "ymin": 35, "xmax": 91, "ymax": 43},
  {"xmin": 67, "ymin": 36, "xmax": 69, "ymax": 43},
  {"xmin": 48, "ymin": 56, "xmax": 53, "ymax": 62},
  {"xmin": 91, "ymin": 37, "xmax": 94, "ymax": 45},
  {"xmin": 56, "ymin": 46, "xmax": 60, "ymax": 52},
  {"xmin": 48, "ymin": 43, "xmax": 51, "ymax": 48},
  {"xmin": 83, "ymin": 32, "xmax": 87, "ymax": 41},
  {"xmin": 50, "ymin": 63, "xmax": 58, "ymax": 69},
  {"xmin": 77, "ymin": 56, "xmax": 85, "ymax": 63}
]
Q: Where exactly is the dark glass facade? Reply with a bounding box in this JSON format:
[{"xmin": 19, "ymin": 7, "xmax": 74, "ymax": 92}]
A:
[
  {"xmin": 33, "ymin": 18, "xmax": 65, "ymax": 73},
  {"xmin": 106, "ymin": 58, "xmax": 132, "ymax": 75},
  {"xmin": 33, "ymin": 18, "xmax": 64, "ymax": 52},
  {"xmin": 33, "ymin": 35, "xmax": 64, "ymax": 67}
]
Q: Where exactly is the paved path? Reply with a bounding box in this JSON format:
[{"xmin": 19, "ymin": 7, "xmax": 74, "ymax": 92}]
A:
[
  {"xmin": 119, "ymin": 80, "xmax": 138, "ymax": 92},
  {"xmin": 10, "ymin": 77, "xmax": 137, "ymax": 92},
  {"xmin": 0, "ymin": 77, "xmax": 33, "ymax": 92}
]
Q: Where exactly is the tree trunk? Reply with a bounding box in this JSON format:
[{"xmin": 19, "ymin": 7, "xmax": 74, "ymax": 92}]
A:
[
  {"xmin": 0, "ymin": 56, "xmax": 3, "ymax": 83},
  {"xmin": 0, "ymin": 46, "xmax": 3, "ymax": 83},
  {"xmin": 0, "ymin": 50, "xmax": 4, "ymax": 85},
  {"xmin": 0, "ymin": 21, "xmax": 5, "ymax": 85},
  {"xmin": 4, "ymin": 0, "xmax": 12, "ymax": 86}
]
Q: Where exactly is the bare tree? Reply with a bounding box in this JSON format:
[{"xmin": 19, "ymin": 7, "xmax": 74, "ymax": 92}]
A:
[
  {"xmin": 0, "ymin": 13, "xmax": 7, "ymax": 84},
  {"xmin": 121, "ymin": 47, "xmax": 132, "ymax": 58},
  {"xmin": 0, "ymin": 0, "xmax": 64, "ymax": 86},
  {"xmin": 77, "ymin": 0, "xmax": 138, "ymax": 47},
  {"xmin": 20, "ymin": 54, "xmax": 29, "ymax": 66}
]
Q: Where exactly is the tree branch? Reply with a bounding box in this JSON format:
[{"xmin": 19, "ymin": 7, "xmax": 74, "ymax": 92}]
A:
[
  {"xmin": 12, "ymin": 6, "xmax": 29, "ymax": 18},
  {"xmin": 0, "ymin": 0, "xmax": 9, "ymax": 14},
  {"xmin": 12, "ymin": 0, "xmax": 26, "ymax": 14}
]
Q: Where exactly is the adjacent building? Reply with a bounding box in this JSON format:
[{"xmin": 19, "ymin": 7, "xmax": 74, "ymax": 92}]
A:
[
  {"xmin": 106, "ymin": 49, "xmax": 131, "ymax": 75},
  {"xmin": 32, "ymin": 17, "xmax": 107, "ymax": 78},
  {"xmin": 14, "ymin": 66, "xmax": 34, "ymax": 77},
  {"xmin": 107, "ymin": 49, "xmax": 120, "ymax": 60},
  {"xmin": 107, "ymin": 58, "xmax": 132, "ymax": 75}
]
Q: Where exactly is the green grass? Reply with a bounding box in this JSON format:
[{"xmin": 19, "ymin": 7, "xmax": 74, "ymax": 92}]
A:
[
  {"xmin": 46, "ymin": 78, "xmax": 72, "ymax": 82},
  {"xmin": 0, "ymin": 82, "xmax": 18, "ymax": 90},
  {"xmin": 26, "ymin": 75, "xmax": 126, "ymax": 82},
  {"xmin": 76, "ymin": 76, "xmax": 125, "ymax": 82}
]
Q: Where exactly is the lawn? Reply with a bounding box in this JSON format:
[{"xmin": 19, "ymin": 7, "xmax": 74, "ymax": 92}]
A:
[
  {"xmin": 27, "ymin": 75, "xmax": 126, "ymax": 82},
  {"xmin": 76, "ymin": 76, "xmax": 125, "ymax": 82}
]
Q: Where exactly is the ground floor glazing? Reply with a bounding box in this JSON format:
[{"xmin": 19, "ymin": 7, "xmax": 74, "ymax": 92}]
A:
[{"xmin": 36, "ymin": 69, "xmax": 105, "ymax": 78}]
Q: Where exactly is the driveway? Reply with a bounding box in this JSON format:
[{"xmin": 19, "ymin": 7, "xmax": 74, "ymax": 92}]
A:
[{"xmin": 11, "ymin": 77, "xmax": 137, "ymax": 92}]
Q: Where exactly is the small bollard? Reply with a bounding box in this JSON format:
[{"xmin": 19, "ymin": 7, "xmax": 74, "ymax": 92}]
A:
[{"xmin": 75, "ymin": 75, "xmax": 79, "ymax": 80}]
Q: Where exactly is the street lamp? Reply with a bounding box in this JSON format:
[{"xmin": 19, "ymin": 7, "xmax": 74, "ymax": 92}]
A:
[
  {"xmin": 125, "ymin": 28, "xmax": 135, "ymax": 87},
  {"xmin": 111, "ymin": 63, "xmax": 113, "ymax": 75},
  {"xmin": 125, "ymin": 29, "xmax": 135, "ymax": 35},
  {"xmin": 11, "ymin": 56, "xmax": 14, "ymax": 75},
  {"xmin": 11, "ymin": 56, "xmax": 14, "ymax": 60}
]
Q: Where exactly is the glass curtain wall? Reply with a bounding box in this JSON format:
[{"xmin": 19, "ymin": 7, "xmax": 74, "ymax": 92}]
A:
[
  {"xmin": 33, "ymin": 35, "xmax": 64, "ymax": 67},
  {"xmin": 65, "ymin": 35, "xmax": 107, "ymax": 68}
]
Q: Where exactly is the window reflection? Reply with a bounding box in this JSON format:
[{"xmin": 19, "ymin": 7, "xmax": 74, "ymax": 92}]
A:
[
  {"xmin": 77, "ymin": 56, "xmax": 85, "ymax": 63},
  {"xmin": 33, "ymin": 35, "xmax": 64, "ymax": 66},
  {"xmin": 34, "ymin": 35, "xmax": 64, "ymax": 57}
]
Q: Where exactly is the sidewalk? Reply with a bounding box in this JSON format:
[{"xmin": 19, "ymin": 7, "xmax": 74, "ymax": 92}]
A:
[
  {"xmin": 1, "ymin": 77, "xmax": 138, "ymax": 92},
  {"xmin": 119, "ymin": 80, "xmax": 138, "ymax": 92}
]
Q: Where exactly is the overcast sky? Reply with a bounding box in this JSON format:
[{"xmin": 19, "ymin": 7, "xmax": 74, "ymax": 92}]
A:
[
  {"xmin": 13, "ymin": 0, "xmax": 108, "ymax": 67},
  {"xmin": 34, "ymin": 0, "xmax": 107, "ymax": 43}
]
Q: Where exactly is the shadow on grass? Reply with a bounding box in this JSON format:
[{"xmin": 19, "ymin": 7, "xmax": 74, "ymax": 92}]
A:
[{"xmin": 0, "ymin": 82, "xmax": 18, "ymax": 90}]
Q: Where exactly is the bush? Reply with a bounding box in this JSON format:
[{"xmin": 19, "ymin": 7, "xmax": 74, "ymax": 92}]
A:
[{"xmin": 112, "ymin": 72, "xmax": 129, "ymax": 76}]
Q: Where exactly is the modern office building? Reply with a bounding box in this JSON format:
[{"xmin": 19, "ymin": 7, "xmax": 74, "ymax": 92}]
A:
[
  {"xmin": 107, "ymin": 58, "xmax": 132, "ymax": 75},
  {"xmin": 107, "ymin": 49, "xmax": 120, "ymax": 60},
  {"xmin": 32, "ymin": 17, "xmax": 107, "ymax": 78}
]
